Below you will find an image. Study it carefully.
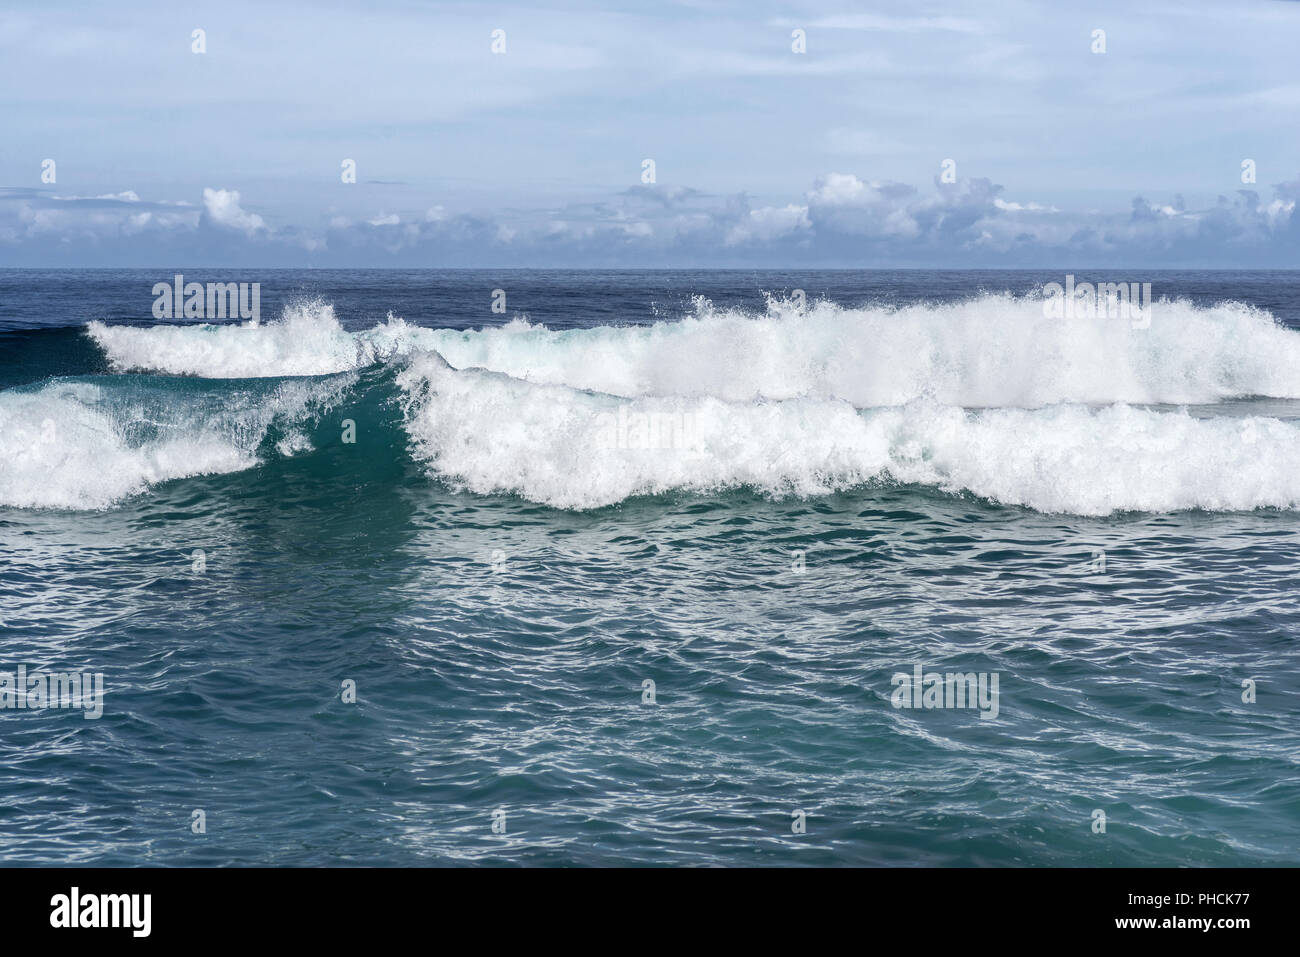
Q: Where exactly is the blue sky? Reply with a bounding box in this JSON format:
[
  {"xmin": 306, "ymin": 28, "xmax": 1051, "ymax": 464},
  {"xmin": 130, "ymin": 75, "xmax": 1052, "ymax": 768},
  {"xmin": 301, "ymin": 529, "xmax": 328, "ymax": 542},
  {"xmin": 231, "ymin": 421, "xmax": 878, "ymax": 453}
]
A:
[{"xmin": 2, "ymin": 0, "xmax": 1299, "ymax": 266}]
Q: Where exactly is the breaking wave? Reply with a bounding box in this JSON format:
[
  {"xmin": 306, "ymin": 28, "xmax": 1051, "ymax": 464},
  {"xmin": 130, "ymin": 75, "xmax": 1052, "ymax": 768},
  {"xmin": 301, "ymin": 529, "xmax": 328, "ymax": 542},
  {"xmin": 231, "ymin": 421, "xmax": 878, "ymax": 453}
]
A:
[
  {"xmin": 399, "ymin": 352, "xmax": 1300, "ymax": 514},
  {"xmin": 0, "ymin": 374, "xmax": 352, "ymax": 509},
  {"xmin": 87, "ymin": 293, "xmax": 1300, "ymax": 406},
  {"xmin": 3, "ymin": 293, "xmax": 1297, "ymax": 512}
]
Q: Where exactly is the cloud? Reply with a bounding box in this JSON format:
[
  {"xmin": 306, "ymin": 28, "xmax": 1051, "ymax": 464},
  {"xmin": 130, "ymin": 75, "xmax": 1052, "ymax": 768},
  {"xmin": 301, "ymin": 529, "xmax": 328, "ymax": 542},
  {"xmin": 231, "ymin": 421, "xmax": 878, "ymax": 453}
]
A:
[
  {"xmin": 86, "ymin": 191, "xmax": 140, "ymax": 202},
  {"xmin": 726, "ymin": 204, "xmax": 811, "ymax": 245},
  {"xmin": 0, "ymin": 188, "xmax": 198, "ymax": 251},
  {"xmin": 5, "ymin": 169, "xmax": 1300, "ymax": 268},
  {"xmin": 621, "ymin": 184, "xmax": 703, "ymax": 208},
  {"xmin": 201, "ymin": 188, "xmax": 267, "ymax": 235}
]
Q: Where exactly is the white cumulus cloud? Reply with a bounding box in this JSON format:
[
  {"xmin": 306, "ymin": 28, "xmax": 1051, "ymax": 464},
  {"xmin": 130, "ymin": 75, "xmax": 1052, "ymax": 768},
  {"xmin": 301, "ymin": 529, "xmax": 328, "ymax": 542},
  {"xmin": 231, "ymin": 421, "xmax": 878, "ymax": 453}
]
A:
[{"xmin": 201, "ymin": 188, "xmax": 266, "ymax": 235}]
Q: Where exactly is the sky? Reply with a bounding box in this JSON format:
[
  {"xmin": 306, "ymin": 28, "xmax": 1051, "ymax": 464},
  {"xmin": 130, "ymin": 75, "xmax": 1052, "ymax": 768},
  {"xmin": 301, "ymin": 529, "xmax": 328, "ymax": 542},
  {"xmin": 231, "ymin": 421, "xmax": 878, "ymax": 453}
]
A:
[{"xmin": 2, "ymin": 0, "xmax": 1299, "ymax": 267}]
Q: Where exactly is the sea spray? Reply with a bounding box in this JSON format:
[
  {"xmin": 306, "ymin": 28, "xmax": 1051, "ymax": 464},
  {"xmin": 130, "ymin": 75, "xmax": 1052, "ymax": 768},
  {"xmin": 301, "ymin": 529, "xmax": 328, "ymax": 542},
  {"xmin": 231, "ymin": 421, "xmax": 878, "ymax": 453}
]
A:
[{"xmin": 89, "ymin": 293, "xmax": 1300, "ymax": 406}]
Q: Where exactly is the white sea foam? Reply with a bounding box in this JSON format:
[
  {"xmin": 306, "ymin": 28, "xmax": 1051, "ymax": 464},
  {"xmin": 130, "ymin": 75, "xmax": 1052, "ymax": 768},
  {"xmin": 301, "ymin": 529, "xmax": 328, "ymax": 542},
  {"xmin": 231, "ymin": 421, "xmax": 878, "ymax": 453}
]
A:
[
  {"xmin": 0, "ymin": 376, "xmax": 350, "ymax": 509},
  {"xmin": 73, "ymin": 294, "xmax": 1300, "ymax": 514},
  {"xmin": 398, "ymin": 352, "xmax": 1300, "ymax": 514},
  {"xmin": 88, "ymin": 299, "xmax": 365, "ymax": 379},
  {"xmin": 89, "ymin": 294, "xmax": 1300, "ymax": 407}
]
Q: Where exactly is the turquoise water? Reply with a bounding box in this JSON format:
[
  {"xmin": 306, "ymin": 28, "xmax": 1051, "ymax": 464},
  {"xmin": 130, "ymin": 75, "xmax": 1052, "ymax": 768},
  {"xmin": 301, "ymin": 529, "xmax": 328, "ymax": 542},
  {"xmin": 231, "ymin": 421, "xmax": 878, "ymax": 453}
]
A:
[{"xmin": 1, "ymin": 270, "xmax": 1298, "ymax": 865}]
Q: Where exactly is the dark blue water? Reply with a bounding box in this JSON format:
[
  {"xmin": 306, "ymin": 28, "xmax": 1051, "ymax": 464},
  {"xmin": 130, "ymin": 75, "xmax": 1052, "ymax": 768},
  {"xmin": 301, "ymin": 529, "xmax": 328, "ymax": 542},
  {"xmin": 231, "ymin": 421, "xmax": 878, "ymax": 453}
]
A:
[
  {"xmin": 1, "ymin": 269, "xmax": 1298, "ymax": 865},
  {"xmin": 6, "ymin": 268, "xmax": 1300, "ymax": 334}
]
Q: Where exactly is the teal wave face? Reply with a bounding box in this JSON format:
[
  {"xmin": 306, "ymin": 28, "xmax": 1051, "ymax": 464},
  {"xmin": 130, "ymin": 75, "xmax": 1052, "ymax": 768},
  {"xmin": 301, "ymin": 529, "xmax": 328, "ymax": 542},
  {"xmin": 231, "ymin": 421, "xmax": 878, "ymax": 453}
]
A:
[{"xmin": 0, "ymin": 326, "xmax": 109, "ymax": 391}]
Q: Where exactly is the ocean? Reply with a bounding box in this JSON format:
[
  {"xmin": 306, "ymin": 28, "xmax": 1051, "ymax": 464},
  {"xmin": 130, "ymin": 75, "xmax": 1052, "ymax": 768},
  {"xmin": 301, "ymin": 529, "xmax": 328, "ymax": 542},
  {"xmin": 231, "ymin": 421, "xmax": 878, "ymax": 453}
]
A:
[{"xmin": 1, "ymin": 268, "xmax": 1298, "ymax": 866}]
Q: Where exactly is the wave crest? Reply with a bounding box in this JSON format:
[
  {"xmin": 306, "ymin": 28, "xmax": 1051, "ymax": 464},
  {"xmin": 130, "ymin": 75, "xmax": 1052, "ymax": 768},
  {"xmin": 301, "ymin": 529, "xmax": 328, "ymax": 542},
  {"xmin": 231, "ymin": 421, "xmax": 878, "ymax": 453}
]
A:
[
  {"xmin": 88, "ymin": 293, "xmax": 1300, "ymax": 407},
  {"xmin": 0, "ymin": 375, "xmax": 351, "ymax": 509},
  {"xmin": 399, "ymin": 353, "xmax": 1300, "ymax": 514}
]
